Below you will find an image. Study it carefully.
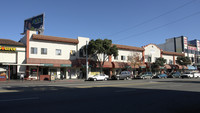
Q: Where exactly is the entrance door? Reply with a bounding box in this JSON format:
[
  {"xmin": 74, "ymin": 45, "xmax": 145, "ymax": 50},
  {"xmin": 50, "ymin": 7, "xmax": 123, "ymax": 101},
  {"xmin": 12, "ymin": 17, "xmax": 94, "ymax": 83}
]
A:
[{"xmin": 60, "ymin": 68, "xmax": 66, "ymax": 79}]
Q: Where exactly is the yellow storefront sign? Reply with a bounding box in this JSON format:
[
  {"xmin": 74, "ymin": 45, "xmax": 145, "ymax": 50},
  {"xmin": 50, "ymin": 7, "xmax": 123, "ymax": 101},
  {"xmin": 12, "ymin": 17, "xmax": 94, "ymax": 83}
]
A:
[
  {"xmin": 90, "ymin": 72, "xmax": 100, "ymax": 76},
  {"xmin": 0, "ymin": 46, "xmax": 16, "ymax": 51}
]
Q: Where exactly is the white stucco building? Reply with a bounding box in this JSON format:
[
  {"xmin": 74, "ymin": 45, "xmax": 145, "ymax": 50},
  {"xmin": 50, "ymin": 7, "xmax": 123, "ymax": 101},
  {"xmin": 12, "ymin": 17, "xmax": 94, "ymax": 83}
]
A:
[{"xmin": 0, "ymin": 39, "xmax": 26, "ymax": 79}]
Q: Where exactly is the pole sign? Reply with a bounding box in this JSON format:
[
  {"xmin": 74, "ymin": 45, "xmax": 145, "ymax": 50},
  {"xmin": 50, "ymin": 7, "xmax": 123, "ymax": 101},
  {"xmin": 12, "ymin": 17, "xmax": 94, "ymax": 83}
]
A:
[
  {"xmin": 24, "ymin": 14, "xmax": 44, "ymax": 33},
  {"xmin": 184, "ymin": 37, "xmax": 188, "ymax": 49}
]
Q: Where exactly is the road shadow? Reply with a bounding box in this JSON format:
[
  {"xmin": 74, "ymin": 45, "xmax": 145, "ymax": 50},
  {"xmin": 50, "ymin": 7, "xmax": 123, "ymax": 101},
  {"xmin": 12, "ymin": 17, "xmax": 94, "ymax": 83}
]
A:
[
  {"xmin": 0, "ymin": 85, "xmax": 200, "ymax": 113},
  {"xmin": 157, "ymin": 79, "xmax": 200, "ymax": 84}
]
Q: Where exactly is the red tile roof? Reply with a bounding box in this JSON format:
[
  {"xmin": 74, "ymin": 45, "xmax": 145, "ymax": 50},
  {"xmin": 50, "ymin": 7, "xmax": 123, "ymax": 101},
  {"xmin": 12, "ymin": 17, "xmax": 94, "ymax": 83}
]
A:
[
  {"xmin": 0, "ymin": 39, "xmax": 24, "ymax": 46},
  {"xmin": 162, "ymin": 51, "xmax": 184, "ymax": 56},
  {"xmin": 32, "ymin": 34, "xmax": 79, "ymax": 44},
  {"xmin": 113, "ymin": 44, "xmax": 144, "ymax": 51}
]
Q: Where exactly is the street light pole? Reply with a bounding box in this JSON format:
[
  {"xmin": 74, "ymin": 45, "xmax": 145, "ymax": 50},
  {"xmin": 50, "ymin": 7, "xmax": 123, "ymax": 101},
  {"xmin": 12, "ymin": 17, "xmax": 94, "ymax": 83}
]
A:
[{"xmin": 86, "ymin": 41, "xmax": 88, "ymax": 80}]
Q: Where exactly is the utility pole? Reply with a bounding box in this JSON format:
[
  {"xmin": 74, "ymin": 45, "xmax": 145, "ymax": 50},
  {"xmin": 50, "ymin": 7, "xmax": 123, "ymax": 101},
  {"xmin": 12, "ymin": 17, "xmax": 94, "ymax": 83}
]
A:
[{"xmin": 86, "ymin": 41, "xmax": 88, "ymax": 80}]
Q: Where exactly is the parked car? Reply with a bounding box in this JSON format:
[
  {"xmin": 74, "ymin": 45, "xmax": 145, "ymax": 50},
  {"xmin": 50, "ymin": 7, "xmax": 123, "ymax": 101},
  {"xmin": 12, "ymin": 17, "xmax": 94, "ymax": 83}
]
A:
[
  {"xmin": 193, "ymin": 72, "xmax": 200, "ymax": 78},
  {"xmin": 157, "ymin": 74, "xmax": 168, "ymax": 78},
  {"xmin": 171, "ymin": 72, "xmax": 182, "ymax": 78},
  {"xmin": 140, "ymin": 72, "xmax": 153, "ymax": 79},
  {"xmin": 181, "ymin": 72, "xmax": 194, "ymax": 78},
  {"xmin": 88, "ymin": 74, "xmax": 109, "ymax": 81},
  {"xmin": 112, "ymin": 71, "xmax": 132, "ymax": 80}
]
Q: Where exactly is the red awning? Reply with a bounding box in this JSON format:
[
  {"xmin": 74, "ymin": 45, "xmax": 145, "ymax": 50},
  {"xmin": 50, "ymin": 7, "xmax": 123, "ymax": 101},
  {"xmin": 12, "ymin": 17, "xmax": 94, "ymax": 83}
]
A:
[
  {"xmin": 112, "ymin": 62, "xmax": 130, "ymax": 68},
  {"xmin": 165, "ymin": 64, "xmax": 171, "ymax": 69},
  {"xmin": 103, "ymin": 62, "xmax": 113, "ymax": 68}
]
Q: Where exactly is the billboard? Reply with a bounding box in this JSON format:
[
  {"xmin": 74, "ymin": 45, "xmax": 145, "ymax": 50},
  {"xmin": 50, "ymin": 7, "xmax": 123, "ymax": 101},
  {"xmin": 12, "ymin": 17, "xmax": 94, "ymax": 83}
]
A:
[{"xmin": 24, "ymin": 14, "xmax": 44, "ymax": 33}]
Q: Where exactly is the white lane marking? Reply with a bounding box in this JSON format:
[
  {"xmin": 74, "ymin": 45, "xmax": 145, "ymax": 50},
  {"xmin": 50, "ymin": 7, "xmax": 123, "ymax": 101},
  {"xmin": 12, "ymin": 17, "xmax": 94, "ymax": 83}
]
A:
[{"xmin": 0, "ymin": 97, "xmax": 39, "ymax": 102}]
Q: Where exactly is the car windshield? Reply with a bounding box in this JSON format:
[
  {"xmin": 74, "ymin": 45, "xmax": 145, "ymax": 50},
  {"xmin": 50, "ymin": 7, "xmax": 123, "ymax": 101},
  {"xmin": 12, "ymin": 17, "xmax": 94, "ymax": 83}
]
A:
[{"xmin": 184, "ymin": 72, "xmax": 191, "ymax": 74}]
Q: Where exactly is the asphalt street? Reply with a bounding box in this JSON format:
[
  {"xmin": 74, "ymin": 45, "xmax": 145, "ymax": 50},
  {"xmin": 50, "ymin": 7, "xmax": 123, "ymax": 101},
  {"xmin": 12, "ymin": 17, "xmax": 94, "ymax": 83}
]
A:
[{"xmin": 0, "ymin": 79, "xmax": 200, "ymax": 113}]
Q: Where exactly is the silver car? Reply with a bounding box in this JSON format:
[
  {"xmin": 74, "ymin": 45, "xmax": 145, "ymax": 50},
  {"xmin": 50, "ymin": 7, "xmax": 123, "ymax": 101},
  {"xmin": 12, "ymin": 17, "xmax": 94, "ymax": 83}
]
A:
[{"xmin": 115, "ymin": 71, "xmax": 132, "ymax": 80}]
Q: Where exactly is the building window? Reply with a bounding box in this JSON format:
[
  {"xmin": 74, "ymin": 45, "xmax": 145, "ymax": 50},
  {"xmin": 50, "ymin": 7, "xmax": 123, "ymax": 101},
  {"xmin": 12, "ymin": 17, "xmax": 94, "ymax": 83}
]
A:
[
  {"xmin": 70, "ymin": 50, "xmax": 76, "ymax": 56},
  {"xmin": 121, "ymin": 55, "xmax": 126, "ymax": 60},
  {"xmin": 79, "ymin": 49, "xmax": 84, "ymax": 57},
  {"xmin": 56, "ymin": 49, "xmax": 61, "ymax": 55},
  {"xmin": 41, "ymin": 48, "xmax": 47, "ymax": 55},
  {"xmin": 169, "ymin": 59, "xmax": 173, "ymax": 64},
  {"xmin": 31, "ymin": 47, "xmax": 37, "ymax": 54},
  {"xmin": 127, "ymin": 56, "xmax": 132, "ymax": 61},
  {"xmin": 114, "ymin": 56, "xmax": 118, "ymax": 60}
]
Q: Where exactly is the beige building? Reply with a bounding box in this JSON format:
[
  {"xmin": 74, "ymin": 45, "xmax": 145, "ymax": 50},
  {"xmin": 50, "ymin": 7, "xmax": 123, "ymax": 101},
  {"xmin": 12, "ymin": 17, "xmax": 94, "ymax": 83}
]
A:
[{"xmin": 0, "ymin": 39, "xmax": 26, "ymax": 79}]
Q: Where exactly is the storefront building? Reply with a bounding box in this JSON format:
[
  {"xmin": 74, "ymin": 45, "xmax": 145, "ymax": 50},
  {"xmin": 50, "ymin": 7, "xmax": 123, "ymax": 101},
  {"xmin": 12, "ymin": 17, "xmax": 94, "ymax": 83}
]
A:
[
  {"xmin": 143, "ymin": 44, "xmax": 185, "ymax": 73},
  {"xmin": 111, "ymin": 44, "xmax": 145, "ymax": 76},
  {"xmin": 0, "ymin": 39, "xmax": 26, "ymax": 80},
  {"xmin": 19, "ymin": 30, "xmax": 89, "ymax": 80},
  {"xmin": 157, "ymin": 36, "xmax": 200, "ymax": 69}
]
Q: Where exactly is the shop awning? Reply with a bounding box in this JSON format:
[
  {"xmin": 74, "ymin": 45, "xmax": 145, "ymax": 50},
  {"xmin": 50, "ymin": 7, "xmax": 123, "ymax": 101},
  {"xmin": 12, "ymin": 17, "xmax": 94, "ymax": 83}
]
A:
[
  {"xmin": 112, "ymin": 62, "xmax": 132, "ymax": 68},
  {"xmin": 140, "ymin": 64, "xmax": 146, "ymax": 68},
  {"xmin": 102, "ymin": 62, "xmax": 113, "ymax": 68},
  {"xmin": 187, "ymin": 65, "xmax": 197, "ymax": 70},
  {"xmin": 165, "ymin": 64, "xmax": 171, "ymax": 69},
  {"xmin": 27, "ymin": 58, "xmax": 72, "ymax": 67},
  {"xmin": 0, "ymin": 68, "xmax": 6, "ymax": 72}
]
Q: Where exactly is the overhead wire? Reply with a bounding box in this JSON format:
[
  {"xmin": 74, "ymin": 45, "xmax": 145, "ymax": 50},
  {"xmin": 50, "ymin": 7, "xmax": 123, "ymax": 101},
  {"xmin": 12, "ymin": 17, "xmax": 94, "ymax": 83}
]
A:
[
  {"xmin": 114, "ymin": 11, "xmax": 200, "ymax": 42},
  {"xmin": 105, "ymin": 0, "xmax": 197, "ymax": 38}
]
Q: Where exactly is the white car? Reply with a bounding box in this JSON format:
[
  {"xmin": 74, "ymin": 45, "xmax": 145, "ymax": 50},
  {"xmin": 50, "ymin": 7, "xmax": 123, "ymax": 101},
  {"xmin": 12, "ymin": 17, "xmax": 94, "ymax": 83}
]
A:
[
  {"xmin": 88, "ymin": 74, "xmax": 109, "ymax": 81},
  {"xmin": 181, "ymin": 72, "xmax": 200, "ymax": 78},
  {"xmin": 193, "ymin": 72, "xmax": 200, "ymax": 78}
]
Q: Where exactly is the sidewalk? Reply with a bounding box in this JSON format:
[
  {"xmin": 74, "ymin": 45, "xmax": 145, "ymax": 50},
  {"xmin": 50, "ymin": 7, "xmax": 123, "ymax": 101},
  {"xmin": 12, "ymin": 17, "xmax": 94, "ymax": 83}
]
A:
[{"xmin": 0, "ymin": 79, "xmax": 86, "ymax": 86}]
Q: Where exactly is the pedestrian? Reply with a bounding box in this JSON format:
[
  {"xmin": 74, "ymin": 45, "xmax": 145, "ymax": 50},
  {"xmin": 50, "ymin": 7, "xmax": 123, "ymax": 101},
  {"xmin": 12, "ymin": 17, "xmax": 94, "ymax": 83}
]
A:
[
  {"xmin": 20, "ymin": 73, "xmax": 24, "ymax": 81},
  {"xmin": 61, "ymin": 71, "xmax": 63, "ymax": 80}
]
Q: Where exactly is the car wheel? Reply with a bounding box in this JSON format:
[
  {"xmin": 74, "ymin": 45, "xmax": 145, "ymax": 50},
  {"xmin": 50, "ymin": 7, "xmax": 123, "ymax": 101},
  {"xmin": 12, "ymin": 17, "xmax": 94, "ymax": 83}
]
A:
[
  {"xmin": 104, "ymin": 78, "xmax": 107, "ymax": 81},
  {"xmin": 142, "ymin": 77, "xmax": 145, "ymax": 79},
  {"xmin": 117, "ymin": 77, "xmax": 119, "ymax": 80},
  {"xmin": 126, "ymin": 77, "xmax": 129, "ymax": 80},
  {"xmin": 94, "ymin": 78, "xmax": 97, "ymax": 81}
]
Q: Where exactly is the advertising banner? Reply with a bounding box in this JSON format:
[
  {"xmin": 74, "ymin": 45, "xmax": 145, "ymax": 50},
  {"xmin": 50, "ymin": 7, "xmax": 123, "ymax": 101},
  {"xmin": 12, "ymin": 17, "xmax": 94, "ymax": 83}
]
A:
[
  {"xmin": 184, "ymin": 37, "xmax": 188, "ymax": 49},
  {"xmin": 24, "ymin": 14, "xmax": 44, "ymax": 33},
  {"xmin": 197, "ymin": 40, "xmax": 200, "ymax": 51}
]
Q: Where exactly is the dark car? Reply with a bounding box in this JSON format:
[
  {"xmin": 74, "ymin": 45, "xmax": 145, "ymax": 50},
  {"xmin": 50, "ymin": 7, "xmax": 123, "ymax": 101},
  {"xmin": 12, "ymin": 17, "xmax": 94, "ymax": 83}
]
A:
[
  {"xmin": 171, "ymin": 72, "xmax": 182, "ymax": 78},
  {"xmin": 140, "ymin": 72, "xmax": 153, "ymax": 79},
  {"xmin": 112, "ymin": 71, "xmax": 132, "ymax": 80},
  {"xmin": 157, "ymin": 74, "xmax": 168, "ymax": 79}
]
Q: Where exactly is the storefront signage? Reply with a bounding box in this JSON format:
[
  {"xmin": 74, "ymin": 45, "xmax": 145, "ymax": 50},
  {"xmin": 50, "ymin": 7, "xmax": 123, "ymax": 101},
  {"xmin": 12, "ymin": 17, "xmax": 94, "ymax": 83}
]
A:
[
  {"xmin": 197, "ymin": 40, "xmax": 200, "ymax": 51},
  {"xmin": 0, "ymin": 76, "xmax": 5, "ymax": 78},
  {"xmin": 160, "ymin": 66, "xmax": 165, "ymax": 69},
  {"xmin": 90, "ymin": 72, "xmax": 100, "ymax": 76},
  {"xmin": 0, "ymin": 46, "xmax": 16, "ymax": 51},
  {"xmin": 184, "ymin": 37, "xmax": 188, "ymax": 49},
  {"xmin": 188, "ymin": 46, "xmax": 197, "ymax": 51},
  {"xmin": 41, "ymin": 64, "xmax": 53, "ymax": 66},
  {"xmin": 60, "ymin": 64, "xmax": 72, "ymax": 67}
]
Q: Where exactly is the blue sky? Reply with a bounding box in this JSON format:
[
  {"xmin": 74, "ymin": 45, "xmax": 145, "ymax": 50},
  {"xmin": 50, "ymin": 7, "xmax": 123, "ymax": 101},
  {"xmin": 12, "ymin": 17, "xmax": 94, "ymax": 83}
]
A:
[{"xmin": 0, "ymin": 0, "xmax": 200, "ymax": 47}]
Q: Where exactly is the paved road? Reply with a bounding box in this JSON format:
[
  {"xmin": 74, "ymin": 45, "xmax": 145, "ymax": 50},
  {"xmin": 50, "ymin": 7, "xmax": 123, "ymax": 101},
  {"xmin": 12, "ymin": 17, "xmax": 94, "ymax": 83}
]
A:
[{"xmin": 0, "ymin": 79, "xmax": 200, "ymax": 113}]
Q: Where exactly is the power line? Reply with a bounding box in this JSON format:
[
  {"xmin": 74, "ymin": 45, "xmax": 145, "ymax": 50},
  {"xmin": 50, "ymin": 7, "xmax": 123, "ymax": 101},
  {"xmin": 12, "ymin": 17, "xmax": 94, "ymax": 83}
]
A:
[
  {"xmin": 114, "ymin": 11, "xmax": 200, "ymax": 42},
  {"xmin": 105, "ymin": 0, "xmax": 197, "ymax": 38}
]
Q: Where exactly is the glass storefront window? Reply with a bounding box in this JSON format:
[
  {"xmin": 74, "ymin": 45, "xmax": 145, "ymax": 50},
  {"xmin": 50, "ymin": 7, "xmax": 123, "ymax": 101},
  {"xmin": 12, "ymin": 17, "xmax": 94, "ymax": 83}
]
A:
[{"xmin": 30, "ymin": 68, "xmax": 37, "ymax": 76}]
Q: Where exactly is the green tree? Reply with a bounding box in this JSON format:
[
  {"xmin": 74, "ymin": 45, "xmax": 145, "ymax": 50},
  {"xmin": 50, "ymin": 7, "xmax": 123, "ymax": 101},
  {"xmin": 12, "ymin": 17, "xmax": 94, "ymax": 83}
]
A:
[
  {"xmin": 176, "ymin": 56, "xmax": 191, "ymax": 66},
  {"xmin": 151, "ymin": 57, "xmax": 166, "ymax": 73},
  {"xmin": 85, "ymin": 39, "xmax": 118, "ymax": 73}
]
